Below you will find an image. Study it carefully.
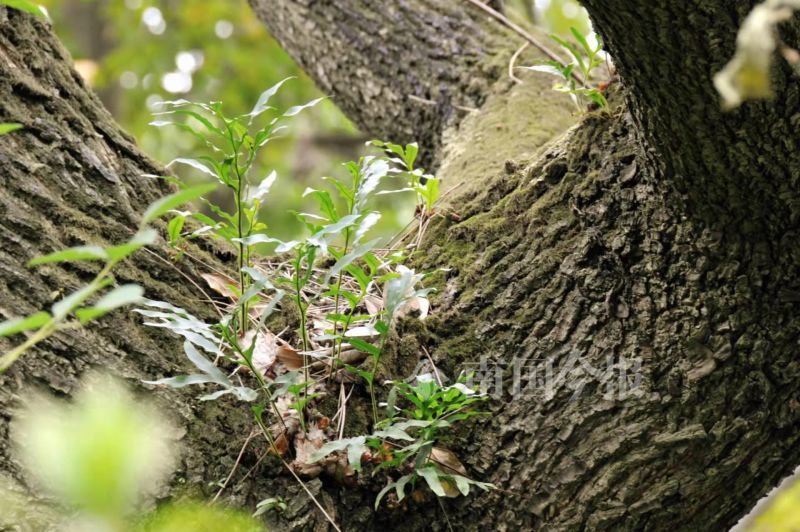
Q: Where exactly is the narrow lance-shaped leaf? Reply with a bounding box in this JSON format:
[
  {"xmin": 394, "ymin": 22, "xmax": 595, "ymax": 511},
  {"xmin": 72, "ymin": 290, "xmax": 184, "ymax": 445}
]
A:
[
  {"xmin": 28, "ymin": 246, "xmax": 108, "ymax": 266},
  {"xmin": 282, "ymin": 97, "xmax": 325, "ymax": 117},
  {"xmin": 325, "ymin": 237, "xmax": 381, "ymax": 283},
  {"xmin": 105, "ymin": 228, "xmax": 159, "ymax": 262},
  {"xmin": 0, "ymin": 123, "xmax": 23, "ymax": 135},
  {"xmin": 52, "ymin": 278, "xmax": 113, "ymax": 320},
  {"xmin": 0, "ymin": 311, "xmax": 50, "ymax": 337},
  {"xmin": 142, "ymin": 182, "xmax": 217, "ymax": 224},
  {"xmin": 182, "ymin": 341, "xmax": 229, "ymax": 386},
  {"xmin": 248, "ymin": 77, "xmax": 294, "ymax": 120},
  {"xmin": 245, "ymin": 170, "xmax": 277, "ymax": 204},
  {"xmin": 166, "ymin": 158, "xmax": 217, "ymax": 179},
  {"xmin": 74, "ymin": 284, "xmax": 144, "ymax": 323},
  {"xmin": 231, "ymin": 235, "xmax": 300, "ymax": 253}
]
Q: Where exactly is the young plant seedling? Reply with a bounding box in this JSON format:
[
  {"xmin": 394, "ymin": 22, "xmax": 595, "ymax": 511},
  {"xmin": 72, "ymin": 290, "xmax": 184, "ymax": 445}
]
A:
[{"xmin": 520, "ymin": 26, "xmax": 610, "ymax": 113}]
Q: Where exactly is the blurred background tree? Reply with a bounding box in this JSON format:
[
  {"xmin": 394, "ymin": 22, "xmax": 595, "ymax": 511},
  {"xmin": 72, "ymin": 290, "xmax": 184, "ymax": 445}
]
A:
[{"xmin": 39, "ymin": 0, "xmax": 590, "ymax": 239}]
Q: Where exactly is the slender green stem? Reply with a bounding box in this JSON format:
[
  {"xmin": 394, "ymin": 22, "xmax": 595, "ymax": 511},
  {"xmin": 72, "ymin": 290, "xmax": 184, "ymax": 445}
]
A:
[
  {"xmin": 293, "ymin": 249, "xmax": 311, "ymax": 431},
  {"xmin": 329, "ymin": 230, "xmax": 351, "ymax": 377},
  {"xmin": 222, "ymin": 120, "xmax": 250, "ymax": 336},
  {"xmin": 368, "ymin": 332, "xmax": 390, "ymax": 428},
  {"xmin": 228, "ymin": 335, "xmax": 289, "ymax": 434},
  {"xmin": 253, "ymin": 415, "xmax": 342, "ymax": 532},
  {"xmin": 0, "ymin": 321, "xmax": 56, "ymax": 372},
  {"xmin": 235, "ymin": 167, "xmax": 248, "ymax": 335},
  {"xmin": 0, "ymin": 260, "xmax": 116, "ymax": 373}
]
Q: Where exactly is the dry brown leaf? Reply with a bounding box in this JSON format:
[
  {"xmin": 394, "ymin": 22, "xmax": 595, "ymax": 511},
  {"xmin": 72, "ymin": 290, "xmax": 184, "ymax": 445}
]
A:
[
  {"xmin": 277, "ymin": 344, "xmax": 303, "ymax": 370},
  {"xmin": 364, "ymin": 294, "xmax": 383, "ymax": 316},
  {"xmin": 440, "ymin": 479, "xmax": 461, "ymax": 498},
  {"xmin": 292, "ymin": 422, "xmax": 327, "ymax": 477},
  {"xmin": 201, "ymin": 273, "xmax": 238, "ymax": 300},
  {"xmin": 239, "ymin": 330, "xmax": 279, "ymax": 376},
  {"xmin": 429, "ymin": 447, "xmax": 467, "ymax": 476},
  {"xmin": 429, "ymin": 447, "xmax": 466, "ymax": 498},
  {"xmin": 273, "ymin": 433, "xmax": 290, "ymax": 456}
]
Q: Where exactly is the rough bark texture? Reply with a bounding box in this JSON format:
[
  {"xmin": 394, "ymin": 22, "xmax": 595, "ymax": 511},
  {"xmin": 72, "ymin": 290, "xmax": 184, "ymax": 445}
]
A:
[
  {"xmin": 582, "ymin": 0, "xmax": 800, "ymax": 236},
  {"xmin": 248, "ymin": 1, "xmax": 800, "ymax": 530},
  {"xmin": 3, "ymin": 1, "xmax": 800, "ymax": 531},
  {"xmin": 0, "ymin": 9, "xmax": 305, "ymax": 527},
  {"xmin": 248, "ymin": 0, "xmax": 569, "ymax": 167}
]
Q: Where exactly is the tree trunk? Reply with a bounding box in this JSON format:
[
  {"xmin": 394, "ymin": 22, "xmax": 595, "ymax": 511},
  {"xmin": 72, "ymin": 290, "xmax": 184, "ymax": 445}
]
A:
[
  {"xmin": 3, "ymin": 1, "xmax": 800, "ymax": 531},
  {"xmin": 0, "ymin": 9, "xmax": 301, "ymax": 522},
  {"xmin": 248, "ymin": 1, "xmax": 800, "ymax": 530}
]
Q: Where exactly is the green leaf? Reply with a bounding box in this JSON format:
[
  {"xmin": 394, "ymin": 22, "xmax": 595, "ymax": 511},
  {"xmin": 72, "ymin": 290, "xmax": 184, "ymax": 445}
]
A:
[
  {"xmin": 248, "ymin": 77, "xmax": 293, "ymax": 119},
  {"xmin": 551, "ymin": 34, "xmax": 586, "ymax": 74},
  {"xmin": 0, "ymin": 123, "xmax": 23, "ymax": 135},
  {"xmin": 74, "ymin": 284, "xmax": 144, "ymax": 323},
  {"xmin": 395, "ymin": 474, "xmax": 413, "ymax": 502},
  {"xmin": 52, "ymin": 279, "xmax": 112, "ymax": 320},
  {"xmin": 0, "ymin": 0, "xmax": 45, "ymax": 17},
  {"xmin": 404, "ymin": 142, "xmax": 419, "ymax": 170},
  {"xmin": 325, "ymin": 238, "xmax": 380, "ymax": 283},
  {"xmin": 166, "ymin": 158, "xmax": 217, "ymax": 179},
  {"xmin": 586, "ymin": 89, "xmax": 608, "ymax": 109},
  {"xmin": 0, "ymin": 311, "xmax": 50, "ymax": 337},
  {"xmin": 283, "ymin": 97, "xmax": 325, "ymax": 117},
  {"xmin": 453, "ymin": 474, "xmax": 471, "ymax": 496},
  {"xmin": 418, "ymin": 466, "xmax": 447, "ymax": 497},
  {"xmin": 347, "ymin": 337, "xmax": 381, "ymax": 357},
  {"xmin": 375, "ymin": 481, "xmax": 398, "ymax": 510},
  {"xmin": 167, "ymin": 215, "xmax": 185, "ymax": 245},
  {"xmin": 142, "ymin": 374, "xmax": 216, "ymax": 389},
  {"xmin": 231, "ymin": 235, "xmax": 300, "ymax": 253},
  {"xmin": 309, "ymin": 438, "xmax": 353, "ymax": 463},
  {"xmin": 245, "ymin": 170, "xmax": 277, "ymax": 204},
  {"xmin": 570, "ymin": 27, "xmax": 594, "ymax": 58},
  {"xmin": 302, "ymin": 187, "xmax": 338, "ymax": 222},
  {"xmin": 372, "ymin": 425, "xmax": 415, "ymax": 442},
  {"xmin": 343, "ymin": 363, "xmax": 374, "ymax": 384},
  {"xmin": 142, "ymin": 183, "xmax": 217, "ymax": 224},
  {"xmin": 105, "ymin": 228, "xmax": 159, "ymax": 261},
  {"xmin": 519, "ymin": 64, "xmax": 565, "ymax": 78},
  {"xmin": 346, "ymin": 436, "xmax": 368, "ymax": 471},
  {"xmin": 155, "ymin": 108, "xmax": 223, "ymax": 135},
  {"xmin": 28, "ymin": 246, "xmax": 108, "ymax": 266}
]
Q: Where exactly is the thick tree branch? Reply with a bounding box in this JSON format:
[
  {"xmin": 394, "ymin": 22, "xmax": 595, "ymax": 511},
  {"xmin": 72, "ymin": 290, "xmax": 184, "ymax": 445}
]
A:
[
  {"xmin": 248, "ymin": 0, "xmax": 528, "ymax": 164},
  {"xmin": 0, "ymin": 10, "xmax": 296, "ymax": 516},
  {"xmin": 582, "ymin": 1, "xmax": 800, "ymax": 235}
]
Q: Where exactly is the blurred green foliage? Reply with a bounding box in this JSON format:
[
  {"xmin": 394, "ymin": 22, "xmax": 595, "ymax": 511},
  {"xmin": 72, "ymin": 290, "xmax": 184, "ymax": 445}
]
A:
[
  {"xmin": 40, "ymin": 0, "xmax": 364, "ymax": 238},
  {"xmin": 507, "ymin": 0, "xmax": 591, "ymax": 35},
  {"xmin": 2, "ymin": 373, "xmax": 265, "ymax": 531},
  {"xmin": 37, "ymin": 0, "xmax": 589, "ymax": 239}
]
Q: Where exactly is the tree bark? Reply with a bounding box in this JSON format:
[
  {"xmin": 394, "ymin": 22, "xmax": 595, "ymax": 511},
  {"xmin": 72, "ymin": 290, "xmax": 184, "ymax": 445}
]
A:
[
  {"xmin": 582, "ymin": 0, "xmax": 800, "ymax": 236},
  {"xmin": 248, "ymin": 1, "xmax": 800, "ymax": 530},
  {"xmin": 0, "ymin": 8, "xmax": 302, "ymax": 522},
  {"xmin": 3, "ymin": 1, "xmax": 800, "ymax": 531},
  {"xmin": 248, "ymin": 0, "xmax": 575, "ymax": 167}
]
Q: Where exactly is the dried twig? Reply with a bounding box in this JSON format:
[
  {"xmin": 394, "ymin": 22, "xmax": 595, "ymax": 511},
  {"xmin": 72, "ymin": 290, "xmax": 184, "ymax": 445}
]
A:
[
  {"xmin": 508, "ymin": 41, "xmax": 530, "ymax": 83},
  {"xmin": 142, "ymin": 247, "xmax": 224, "ymax": 318},
  {"xmin": 463, "ymin": 0, "xmax": 585, "ymax": 85},
  {"xmin": 211, "ymin": 429, "xmax": 258, "ymax": 503}
]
